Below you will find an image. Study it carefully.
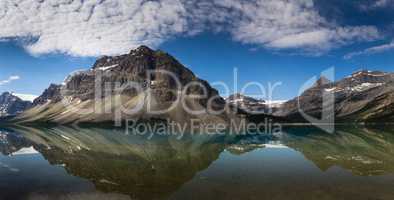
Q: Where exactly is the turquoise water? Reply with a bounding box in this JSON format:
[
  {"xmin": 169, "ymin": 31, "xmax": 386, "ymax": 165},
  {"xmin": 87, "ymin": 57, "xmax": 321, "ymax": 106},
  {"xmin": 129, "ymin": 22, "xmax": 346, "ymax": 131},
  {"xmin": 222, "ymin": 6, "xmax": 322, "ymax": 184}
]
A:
[{"xmin": 1, "ymin": 126, "xmax": 394, "ymax": 200}]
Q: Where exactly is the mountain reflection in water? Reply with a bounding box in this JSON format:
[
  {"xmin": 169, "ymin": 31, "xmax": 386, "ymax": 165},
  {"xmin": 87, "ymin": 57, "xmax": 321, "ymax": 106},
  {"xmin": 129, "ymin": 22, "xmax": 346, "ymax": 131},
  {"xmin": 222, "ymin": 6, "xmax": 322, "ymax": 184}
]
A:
[{"xmin": 0, "ymin": 125, "xmax": 394, "ymax": 200}]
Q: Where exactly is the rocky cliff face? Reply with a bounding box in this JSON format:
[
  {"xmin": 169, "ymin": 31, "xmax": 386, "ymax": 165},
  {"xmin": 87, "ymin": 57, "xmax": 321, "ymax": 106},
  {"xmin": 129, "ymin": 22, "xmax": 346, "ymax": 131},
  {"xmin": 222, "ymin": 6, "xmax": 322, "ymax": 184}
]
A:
[
  {"xmin": 276, "ymin": 70, "xmax": 394, "ymax": 123},
  {"xmin": 16, "ymin": 46, "xmax": 227, "ymax": 125},
  {"xmin": 0, "ymin": 92, "xmax": 32, "ymax": 117},
  {"xmin": 227, "ymin": 93, "xmax": 285, "ymax": 115},
  {"xmin": 62, "ymin": 46, "xmax": 223, "ymax": 105},
  {"xmin": 227, "ymin": 93, "xmax": 267, "ymax": 113},
  {"xmin": 32, "ymin": 84, "xmax": 62, "ymax": 106}
]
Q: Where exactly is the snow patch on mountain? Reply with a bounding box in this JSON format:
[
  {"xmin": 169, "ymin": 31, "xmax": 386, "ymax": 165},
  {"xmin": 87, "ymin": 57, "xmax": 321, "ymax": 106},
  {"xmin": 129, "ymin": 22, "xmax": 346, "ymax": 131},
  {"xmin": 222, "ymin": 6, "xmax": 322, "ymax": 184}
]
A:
[
  {"xmin": 349, "ymin": 70, "xmax": 388, "ymax": 78},
  {"xmin": 351, "ymin": 82, "xmax": 384, "ymax": 92},
  {"xmin": 265, "ymin": 100, "xmax": 286, "ymax": 108},
  {"xmin": 324, "ymin": 82, "xmax": 385, "ymax": 93},
  {"xmin": 324, "ymin": 87, "xmax": 337, "ymax": 92},
  {"xmin": 96, "ymin": 64, "xmax": 119, "ymax": 71}
]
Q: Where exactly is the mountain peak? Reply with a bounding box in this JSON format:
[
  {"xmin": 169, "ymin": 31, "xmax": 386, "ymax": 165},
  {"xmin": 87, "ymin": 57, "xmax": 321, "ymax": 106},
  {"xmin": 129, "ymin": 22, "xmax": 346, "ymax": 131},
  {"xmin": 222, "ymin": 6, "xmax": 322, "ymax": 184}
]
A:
[
  {"xmin": 313, "ymin": 76, "xmax": 331, "ymax": 87},
  {"xmin": 131, "ymin": 45, "xmax": 155, "ymax": 54},
  {"xmin": 0, "ymin": 92, "xmax": 32, "ymax": 117},
  {"xmin": 32, "ymin": 84, "xmax": 62, "ymax": 106},
  {"xmin": 20, "ymin": 46, "xmax": 226, "ymax": 125},
  {"xmin": 1, "ymin": 91, "xmax": 12, "ymax": 96},
  {"xmin": 0, "ymin": 92, "xmax": 23, "ymax": 102},
  {"xmin": 93, "ymin": 46, "xmax": 157, "ymax": 70}
]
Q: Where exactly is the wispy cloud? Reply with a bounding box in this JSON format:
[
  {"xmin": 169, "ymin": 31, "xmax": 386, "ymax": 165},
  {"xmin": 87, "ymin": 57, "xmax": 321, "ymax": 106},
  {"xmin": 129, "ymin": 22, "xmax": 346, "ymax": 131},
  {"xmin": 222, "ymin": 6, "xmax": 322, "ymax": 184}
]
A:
[
  {"xmin": 344, "ymin": 41, "xmax": 394, "ymax": 59},
  {"xmin": 374, "ymin": 0, "xmax": 393, "ymax": 7},
  {"xmin": 0, "ymin": 0, "xmax": 382, "ymax": 56},
  {"xmin": 0, "ymin": 75, "xmax": 20, "ymax": 86},
  {"xmin": 215, "ymin": 1, "xmax": 379, "ymax": 54},
  {"xmin": 359, "ymin": 0, "xmax": 394, "ymax": 10}
]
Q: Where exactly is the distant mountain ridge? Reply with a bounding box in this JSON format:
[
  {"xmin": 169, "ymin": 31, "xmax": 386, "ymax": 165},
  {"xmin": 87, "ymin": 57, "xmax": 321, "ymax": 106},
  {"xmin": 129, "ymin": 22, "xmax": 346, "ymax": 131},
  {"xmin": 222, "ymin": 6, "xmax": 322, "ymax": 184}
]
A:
[
  {"xmin": 275, "ymin": 70, "xmax": 394, "ymax": 123},
  {"xmin": 0, "ymin": 92, "xmax": 32, "ymax": 117},
  {"xmin": 227, "ymin": 93, "xmax": 284, "ymax": 114},
  {"xmin": 5, "ymin": 45, "xmax": 394, "ymax": 125}
]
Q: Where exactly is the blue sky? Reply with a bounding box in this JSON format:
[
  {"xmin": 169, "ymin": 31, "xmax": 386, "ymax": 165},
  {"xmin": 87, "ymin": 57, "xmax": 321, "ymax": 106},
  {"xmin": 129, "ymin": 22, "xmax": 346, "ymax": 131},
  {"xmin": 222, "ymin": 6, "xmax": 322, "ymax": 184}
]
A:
[{"xmin": 0, "ymin": 0, "xmax": 393, "ymax": 100}]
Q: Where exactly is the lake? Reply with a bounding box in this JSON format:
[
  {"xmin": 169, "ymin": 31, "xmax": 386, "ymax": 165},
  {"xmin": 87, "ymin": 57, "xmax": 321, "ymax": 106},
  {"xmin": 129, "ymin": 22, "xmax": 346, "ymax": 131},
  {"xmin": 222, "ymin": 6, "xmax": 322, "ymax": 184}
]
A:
[{"xmin": 1, "ymin": 125, "xmax": 394, "ymax": 200}]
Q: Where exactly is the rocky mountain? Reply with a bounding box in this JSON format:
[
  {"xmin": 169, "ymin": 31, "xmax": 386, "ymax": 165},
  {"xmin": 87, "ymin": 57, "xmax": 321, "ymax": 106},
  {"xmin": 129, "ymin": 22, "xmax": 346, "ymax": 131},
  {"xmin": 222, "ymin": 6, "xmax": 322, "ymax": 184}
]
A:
[
  {"xmin": 9, "ymin": 46, "xmax": 394, "ymax": 125},
  {"xmin": 15, "ymin": 46, "xmax": 228, "ymax": 126},
  {"xmin": 31, "ymin": 84, "xmax": 62, "ymax": 106},
  {"xmin": 226, "ymin": 93, "xmax": 288, "ymax": 124},
  {"xmin": 275, "ymin": 70, "xmax": 394, "ymax": 123},
  {"xmin": 227, "ymin": 93, "xmax": 284, "ymax": 114},
  {"xmin": 0, "ymin": 92, "xmax": 32, "ymax": 117},
  {"xmin": 227, "ymin": 93, "xmax": 267, "ymax": 113}
]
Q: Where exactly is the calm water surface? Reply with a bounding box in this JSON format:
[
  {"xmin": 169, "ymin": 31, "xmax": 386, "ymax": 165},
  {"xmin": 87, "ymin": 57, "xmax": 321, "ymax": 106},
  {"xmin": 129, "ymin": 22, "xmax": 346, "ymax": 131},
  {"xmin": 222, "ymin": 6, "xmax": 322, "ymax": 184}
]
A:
[{"xmin": 1, "ymin": 125, "xmax": 394, "ymax": 200}]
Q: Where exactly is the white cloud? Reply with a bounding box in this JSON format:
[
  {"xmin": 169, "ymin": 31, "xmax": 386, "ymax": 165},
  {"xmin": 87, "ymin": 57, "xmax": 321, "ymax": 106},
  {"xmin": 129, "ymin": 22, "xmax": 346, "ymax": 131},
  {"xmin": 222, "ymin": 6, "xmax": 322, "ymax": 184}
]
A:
[
  {"xmin": 0, "ymin": 0, "xmax": 382, "ymax": 56},
  {"xmin": 216, "ymin": 0, "xmax": 380, "ymax": 52},
  {"xmin": 0, "ymin": 75, "xmax": 20, "ymax": 86},
  {"xmin": 344, "ymin": 41, "xmax": 394, "ymax": 59},
  {"xmin": 0, "ymin": 0, "xmax": 188, "ymax": 56},
  {"xmin": 12, "ymin": 93, "xmax": 39, "ymax": 102},
  {"xmin": 373, "ymin": 0, "xmax": 394, "ymax": 8},
  {"xmin": 360, "ymin": 0, "xmax": 394, "ymax": 10}
]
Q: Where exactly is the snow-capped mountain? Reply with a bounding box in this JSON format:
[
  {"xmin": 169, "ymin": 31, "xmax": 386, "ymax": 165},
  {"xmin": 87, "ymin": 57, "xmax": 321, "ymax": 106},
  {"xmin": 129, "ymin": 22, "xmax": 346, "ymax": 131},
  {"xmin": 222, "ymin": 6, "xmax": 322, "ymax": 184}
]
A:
[
  {"xmin": 276, "ymin": 70, "xmax": 394, "ymax": 122},
  {"xmin": 15, "ymin": 46, "xmax": 227, "ymax": 125},
  {"xmin": 227, "ymin": 93, "xmax": 285, "ymax": 114},
  {"xmin": 0, "ymin": 92, "xmax": 32, "ymax": 117}
]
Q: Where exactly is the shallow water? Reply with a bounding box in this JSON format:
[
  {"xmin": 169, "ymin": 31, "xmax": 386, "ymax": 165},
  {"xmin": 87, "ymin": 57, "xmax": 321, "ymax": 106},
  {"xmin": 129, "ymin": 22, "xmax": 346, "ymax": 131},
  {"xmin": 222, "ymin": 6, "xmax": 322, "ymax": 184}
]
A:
[{"xmin": 1, "ymin": 125, "xmax": 394, "ymax": 200}]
